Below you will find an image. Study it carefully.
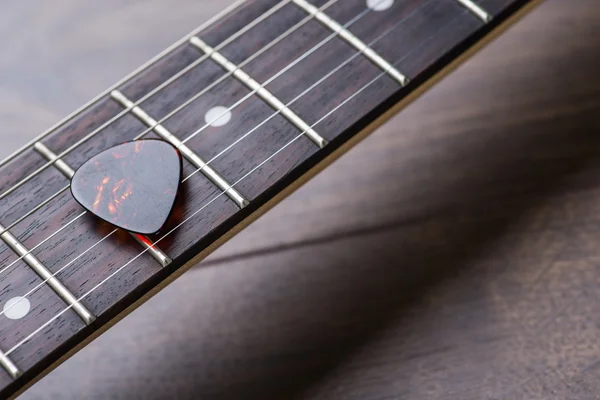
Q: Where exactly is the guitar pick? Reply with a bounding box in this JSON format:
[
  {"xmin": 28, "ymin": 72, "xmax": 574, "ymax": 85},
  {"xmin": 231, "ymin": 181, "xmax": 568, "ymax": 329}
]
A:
[{"xmin": 71, "ymin": 139, "xmax": 182, "ymax": 235}]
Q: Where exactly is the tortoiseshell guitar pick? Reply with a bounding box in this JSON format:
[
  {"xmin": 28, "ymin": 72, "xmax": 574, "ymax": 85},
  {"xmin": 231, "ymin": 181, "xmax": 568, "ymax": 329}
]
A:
[{"xmin": 70, "ymin": 139, "xmax": 183, "ymax": 235}]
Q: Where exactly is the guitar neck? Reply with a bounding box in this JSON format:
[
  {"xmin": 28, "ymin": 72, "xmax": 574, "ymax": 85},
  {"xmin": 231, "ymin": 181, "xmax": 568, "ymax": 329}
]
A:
[{"xmin": 0, "ymin": 0, "xmax": 536, "ymax": 397}]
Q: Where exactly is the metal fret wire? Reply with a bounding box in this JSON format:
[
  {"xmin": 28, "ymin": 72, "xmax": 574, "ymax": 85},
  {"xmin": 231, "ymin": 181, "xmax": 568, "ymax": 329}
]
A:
[
  {"xmin": 0, "ymin": 0, "xmax": 429, "ymax": 320},
  {"xmin": 0, "ymin": 0, "xmax": 340, "ymax": 244},
  {"xmin": 0, "ymin": 0, "xmax": 294, "ymax": 203},
  {"xmin": 0, "ymin": 0, "xmax": 381, "ymax": 290},
  {"xmin": 3, "ymin": 4, "xmax": 475, "ymax": 352}
]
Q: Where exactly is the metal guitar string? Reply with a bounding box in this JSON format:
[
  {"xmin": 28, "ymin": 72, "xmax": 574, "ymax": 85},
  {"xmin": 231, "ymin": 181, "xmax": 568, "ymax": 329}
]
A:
[
  {"xmin": 0, "ymin": 0, "xmax": 428, "ymax": 320},
  {"xmin": 0, "ymin": 0, "xmax": 415, "ymax": 319},
  {"xmin": 4, "ymin": 8, "xmax": 470, "ymax": 354},
  {"xmin": 0, "ymin": 0, "xmax": 394, "ymax": 300}
]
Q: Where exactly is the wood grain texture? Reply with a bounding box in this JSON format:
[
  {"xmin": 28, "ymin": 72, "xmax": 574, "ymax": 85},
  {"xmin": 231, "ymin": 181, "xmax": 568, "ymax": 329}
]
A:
[{"xmin": 0, "ymin": 0, "xmax": 597, "ymax": 399}]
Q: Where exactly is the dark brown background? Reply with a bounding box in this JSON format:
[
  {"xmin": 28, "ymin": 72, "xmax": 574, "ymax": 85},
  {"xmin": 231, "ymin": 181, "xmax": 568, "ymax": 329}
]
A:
[{"xmin": 1, "ymin": 0, "xmax": 599, "ymax": 398}]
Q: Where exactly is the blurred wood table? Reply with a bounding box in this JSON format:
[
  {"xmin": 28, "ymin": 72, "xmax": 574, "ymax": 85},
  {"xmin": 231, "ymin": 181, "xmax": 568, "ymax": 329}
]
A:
[{"xmin": 1, "ymin": 0, "xmax": 599, "ymax": 399}]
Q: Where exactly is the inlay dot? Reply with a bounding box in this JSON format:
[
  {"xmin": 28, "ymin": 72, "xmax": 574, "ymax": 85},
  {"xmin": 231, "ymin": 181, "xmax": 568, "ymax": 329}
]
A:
[
  {"xmin": 204, "ymin": 106, "xmax": 232, "ymax": 127},
  {"xmin": 366, "ymin": 0, "xmax": 393, "ymax": 11},
  {"xmin": 3, "ymin": 296, "xmax": 31, "ymax": 320}
]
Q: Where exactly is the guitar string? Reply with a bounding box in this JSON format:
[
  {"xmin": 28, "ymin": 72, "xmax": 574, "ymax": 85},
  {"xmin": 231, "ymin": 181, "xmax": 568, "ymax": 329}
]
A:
[
  {"xmin": 0, "ymin": 0, "xmax": 327, "ymax": 203},
  {"xmin": 0, "ymin": 0, "xmax": 248, "ymax": 172},
  {"xmin": 0, "ymin": 0, "xmax": 391, "ymax": 286},
  {"xmin": 0, "ymin": 0, "xmax": 425, "ymax": 318},
  {"xmin": 2, "ymin": 9, "xmax": 467, "ymax": 348}
]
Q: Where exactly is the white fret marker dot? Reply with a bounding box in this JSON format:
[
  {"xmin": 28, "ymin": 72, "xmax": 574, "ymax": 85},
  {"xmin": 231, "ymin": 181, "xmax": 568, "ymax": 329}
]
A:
[
  {"xmin": 3, "ymin": 297, "xmax": 30, "ymax": 320},
  {"xmin": 367, "ymin": 0, "xmax": 393, "ymax": 11},
  {"xmin": 205, "ymin": 106, "xmax": 232, "ymax": 127}
]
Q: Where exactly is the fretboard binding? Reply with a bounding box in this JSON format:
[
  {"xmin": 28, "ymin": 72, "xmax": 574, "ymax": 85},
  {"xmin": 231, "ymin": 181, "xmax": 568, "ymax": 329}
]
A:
[
  {"xmin": 33, "ymin": 142, "xmax": 172, "ymax": 268},
  {"xmin": 0, "ymin": 223, "xmax": 95, "ymax": 325},
  {"xmin": 110, "ymin": 90, "xmax": 249, "ymax": 209},
  {"xmin": 291, "ymin": 0, "xmax": 408, "ymax": 86},
  {"xmin": 455, "ymin": 0, "xmax": 493, "ymax": 22},
  {"xmin": 189, "ymin": 37, "xmax": 328, "ymax": 149}
]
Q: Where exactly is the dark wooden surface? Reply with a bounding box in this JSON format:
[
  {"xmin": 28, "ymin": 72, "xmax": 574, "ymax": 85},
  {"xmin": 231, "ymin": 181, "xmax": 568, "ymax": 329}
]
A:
[{"xmin": 0, "ymin": 0, "xmax": 597, "ymax": 398}]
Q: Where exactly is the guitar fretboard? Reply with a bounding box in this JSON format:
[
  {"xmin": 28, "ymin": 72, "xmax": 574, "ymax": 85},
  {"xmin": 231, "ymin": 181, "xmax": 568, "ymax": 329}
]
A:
[{"xmin": 0, "ymin": 0, "xmax": 528, "ymax": 396}]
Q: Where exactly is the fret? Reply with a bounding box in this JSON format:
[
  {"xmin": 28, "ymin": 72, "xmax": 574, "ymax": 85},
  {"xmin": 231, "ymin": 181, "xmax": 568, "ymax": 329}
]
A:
[
  {"xmin": 291, "ymin": 0, "xmax": 408, "ymax": 86},
  {"xmin": 109, "ymin": 90, "xmax": 249, "ymax": 209},
  {"xmin": 0, "ymin": 223, "xmax": 95, "ymax": 325},
  {"xmin": 189, "ymin": 37, "xmax": 328, "ymax": 148},
  {"xmin": 455, "ymin": 0, "xmax": 493, "ymax": 22},
  {"xmin": 0, "ymin": 241, "xmax": 85, "ymax": 372},
  {"xmin": 33, "ymin": 142, "xmax": 172, "ymax": 268},
  {"xmin": 0, "ymin": 352, "xmax": 19, "ymax": 380},
  {"xmin": 32, "ymin": 143, "xmax": 76, "ymax": 181}
]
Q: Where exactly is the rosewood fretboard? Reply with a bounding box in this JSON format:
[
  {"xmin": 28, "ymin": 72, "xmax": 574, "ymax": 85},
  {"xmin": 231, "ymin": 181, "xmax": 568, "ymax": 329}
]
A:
[{"xmin": 0, "ymin": 0, "xmax": 534, "ymax": 397}]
